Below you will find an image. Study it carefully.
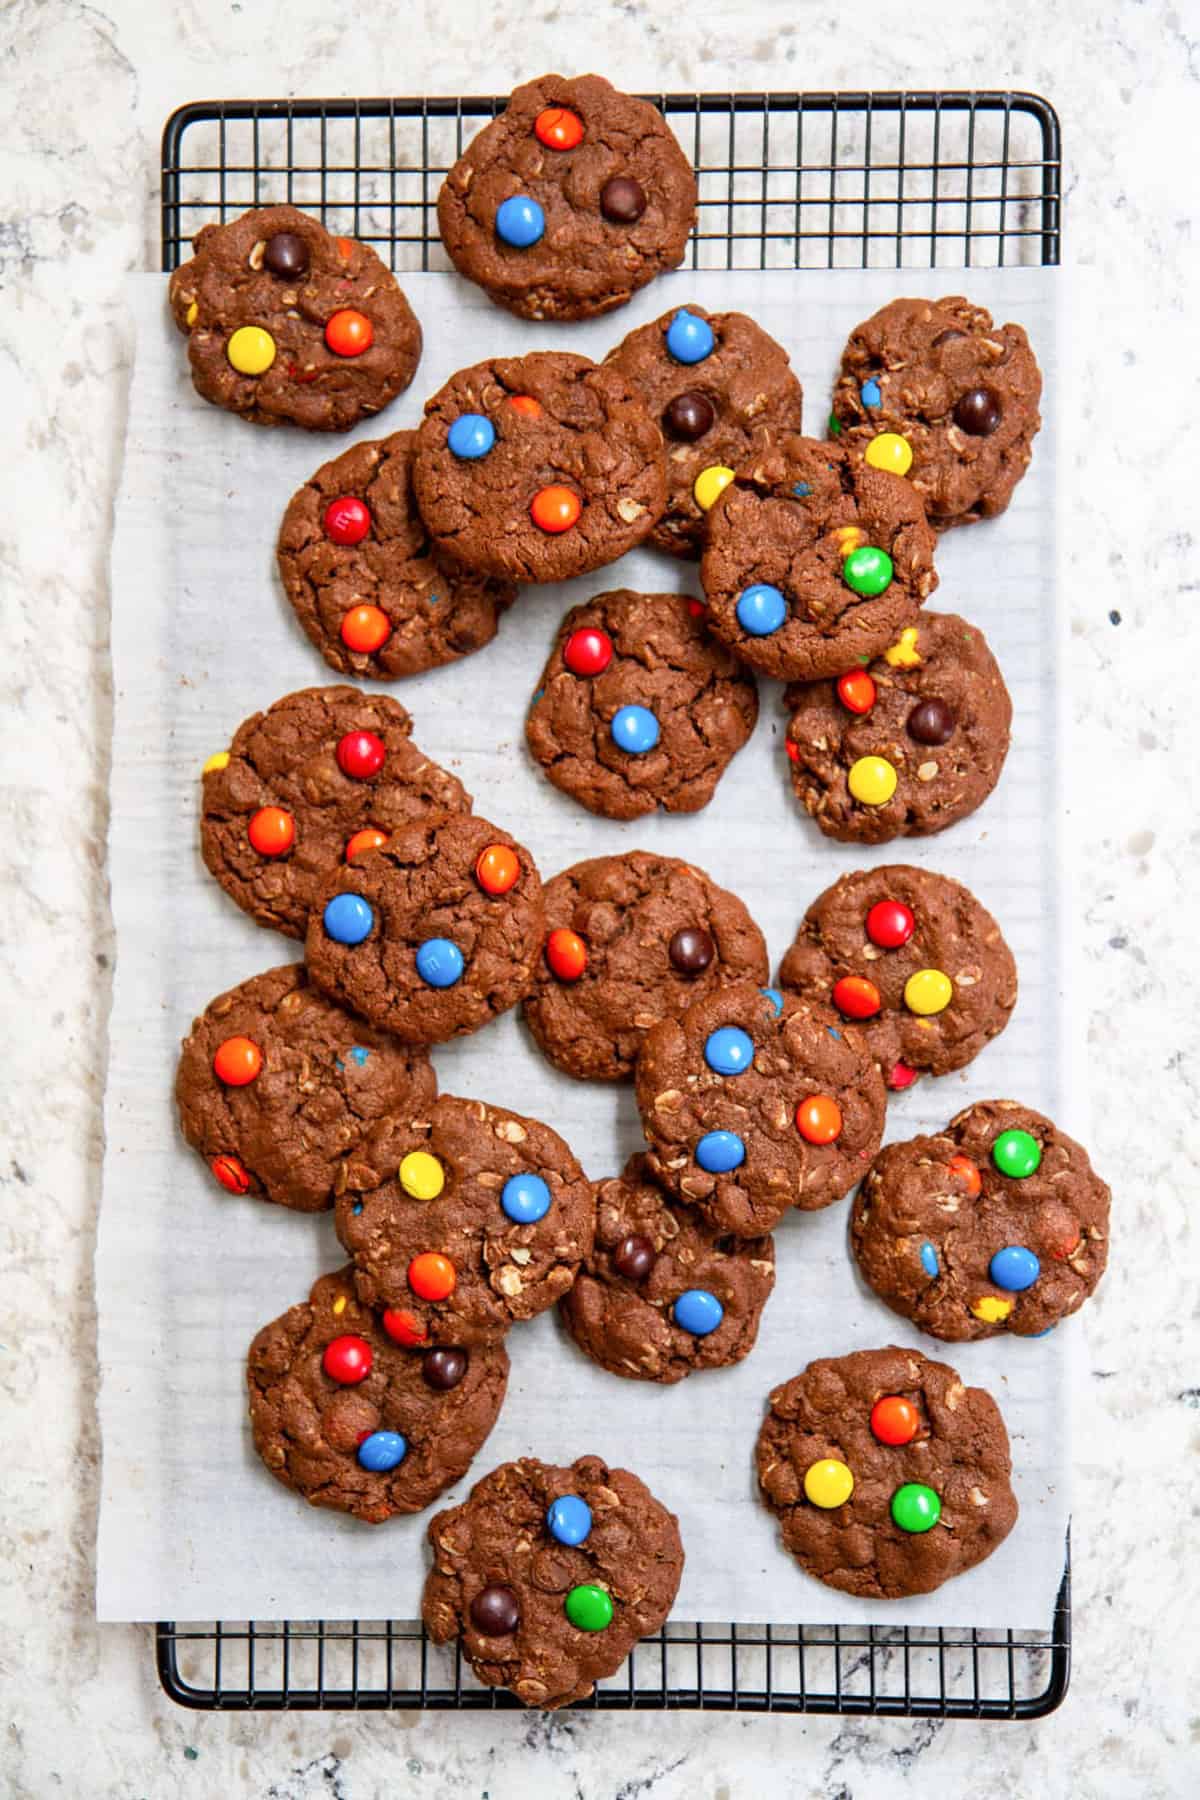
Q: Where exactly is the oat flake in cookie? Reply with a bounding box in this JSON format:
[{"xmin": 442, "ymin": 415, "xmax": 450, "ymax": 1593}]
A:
[
  {"xmin": 778, "ymin": 865, "xmax": 1017, "ymax": 1094},
  {"xmin": 247, "ymin": 1269, "xmax": 508, "ymax": 1523},
  {"xmin": 525, "ymin": 590, "xmax": 758, "ymax": 820},
  {"xmin": 334, "ymin": 1097, "xmax": 595, "ymax": 1346},
  {"xmin": 437, "ymin": 73, "xmax": 696, "ymax": 322},
  {"xmin": 168, "ymin": 204, "xmax": 422, "ymax": 430},
  {"xmin": 522, "ymin": 852, "xmax": 769, "ymax": 1083},
  {"xmin": 635, "ymin": 980, "xmax": 887, "ymax": 1238},
  {"xmin": 851, "ymin": 1100, "xmax": 1111, "ymax": 1340},
  {"xmin": 277, "ymin": 431, "xmax": 517, "ymax": 680},
  {"xmin": 412, "ymin": 351, "xmax": 667, "ymax": 585},
  {"xmin": 200, "ymin": 686, "xmax": 469, "ymax": 940},
  {"xmin": 783, "ymin": 611, "xmax": 1012, "ymax": 843},
  {"xmin": 756, "ymin": 1346, "xmax": 1017, "ymax": 1599},
  {"xmin": 423, "ymin": 1454, "xmax": 684, "ymax": 1707},
  {"xmin": 830, "ymin": 295, "xmax": 1042, "ymax": 529},
  {"xmin": 306, "ymin": 814, "xmax": 543, "ymax": 1045},
  {"xmin": 699, "ymin": 435, "xmax": 938, "ymax": 681},
  {"xmin": 175, "ymin": 963, "xmax": 436, "ymax": 1213},
  {"xmin": 560, "ymin": 1155, "xmax": 775, "ymax": 1382},
  {"xmin": 604, "ymin": 303, "xmax": 804, "ymax": 555}
]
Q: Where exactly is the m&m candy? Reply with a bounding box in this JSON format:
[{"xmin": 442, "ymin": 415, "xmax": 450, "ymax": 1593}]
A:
[
  {"xmin": 919, "ymin": 1241, "xmax": 940, "ymax": 1277},
  {"xmin": 475, "ymin": 844, "xmax": 519, "ymax": 897},
  {"xmin": 891, "ymin": 1483, "xmax": 941, "ymax": 1533},
  {"xmin": 203, "ymin": 751, "xmax": 229, "ymax": 774},
  {"xmin": 325, "ymin": 310, "xmax": 373, "ymax": 356},
  {"xmin": 832, "ymin": 976, "xmax": 881, "ymax": 1020},
  {"xmin": 263, "ymin": 231, "xmax": 309, "ymax": 277},
  {"xmin": 546, "ymin": 927, "xmax": 587, "ymax": 981},
  {"xmin": 226, "ymin": 326, "xmax": 276, "ymax": 375},
  {"xmin": 736, "ymin": 583, "xmax": 787, "ymax": 637},
  {"xmin": 663, "ymin": 391, "xmax": 714, "ymax": 441},
  {"xmin": 415, "ymin": 939, "xmax": 464, "ymax": 988},
  {"xmin": 836, "ymin": 669, "xmax": 877, "ymax": 714},
  {"xmin": 447, "ymin": 413, "xmax": 496, "ymax": 460},
  {"xmin": 248, "ymin": 806, "xmax": 295, "ymax": 857},
  {"xmin": 346, "ymin": 827, "xmax": 389, "ymax": 862},
  {"xmin": 992, "ymin": 1129, "xmax": 1042, "ymax": 1179},
  {"xmin": 948, "ymin": 1153, "xmax": 982, "ymax": 1197},
  {"xmin": 760, "ymin": 986, "xmax": 784, "ymax": 1016},
  {"xmin": 692, "ymin": 465, "xmax": 735, "ymax": 511},
  {"xmin": 613, "ymin": 1234, "xmax": 655, "ymax": 1281},
  {"xmin": 534, "ymin": 106, "xmax": 584, "ymax": 150},
  {"xmin": 989, "ymin": 1246, "xmax": 1041, "ymax": 1291},
  {"xmin": 848, "ymin": 756, "xmax": 898, "ymax": 807},
  {"xmin": 213, "ymin": 1036, "xmax": 262, "ymax": 1086},
  {"xmin": 496, "ymin": 195, "xmax": 545, "ymax": 248},
  {"xmin": 860, "ymin": 377, "xmax": 882, "ymax": 408},
  {"xmin": 336, "ymin": 731, "xmax": 386, "ymax": 780},
  {"xmin": 704, "ymin": 1025, "xmax": 755, "ymax": 1076},
  {"xmin": 903, "ymin": 969, "xmax": 953, "ymax": 1016},
  {"xmin": 870, "ymin": 1395, "xmax": 920, "ymax": 1446},
  {"xmin": 323, "ymin": 496, "xmax": 371, "ymax": 545},
  {"xmin": 954, "ymin": 388, "xmax": 1002, "ymax": 435},
  {"xmin": 341, "ymin": 605, "xmax": 391, "ymax": 654},
  {"xmin": 508, "ymin": 393, "xmax": 542, "ymax": 417},
  {"xmin": 563, "ymin": 627, "xmax": 613, "ymax": 676},
  {"xmin": 866, "ymin": 899, "xmax": 914, "ymax": 948},
  {"xmin": 530, "ymin": 485, "xmax": 581, "ymax": 533},
  {"xmin": 408, "ymin": 1252, "xmax": 456, "ymax": 1301},
  {"xmin": 972, "ymin": 1295, "xmax": 1013, "ymax": 1323},
  {"xmin": 842, "ymin": 545, "xmax": 894, "ymax": 597},
  {"xmin": 669, "ymin": 928, "xmax": 713, "ymax": 976},
  {"xmin": 323, "ymin": 893, "xmax": 374, "ymax": 945},
  {"xmin": 501, "ymin": 1173, "xmax": 552, "ymax": 1225},
  {"xmin": 804, "ymin": 1459, "xmax": 854, "ymax": 1509},
  {"xmin": 884, "ymin": 627, "xmax": 922, "ymax": 669},
  {"xmin": 907, "ymin": 698, "xmax": 956, "ymax": 745},
  {"xmin": 211, "ymin": 1154, "xmax": 250, "ymax": 1195},
  {"xmin": 547, "ymin": 1494, "xmax": 592, "ymax": 1545},
  {"xmin": 610, "ymin": 705, "xmax": 659, "ymax": 754},
  {"xmin": 565, "ymin": 1584, "xmax": 614, "ymax": 1631},
  {"xmin": 673, "ymin": 1288, "xmax": 724, "ymax": 1336},
  {"xmin": 357, "ymin": 1430, "xmax": 407, "ymax": 1472},
  {"xmin": 399, "ymin": 1151, "xmax": 445, "ymax": 1201},
  {"xmin": 796, "ymin": 1095, "xmax": 842, "ymax": 1145},
  {"xmin": 599, "ymin": 176, "xmax": 646, "ymax": 223},
  {"xmin": 423, "ymin": 1347, "xmax": 467, "ymax": 1389},
  {"xmin": 695, "ymin": 1130, "xmax": 745, "ymax": 1173},
  {"xmin": 865, "ymin": 432, "xmax": 914, "ymax": 476},
  {"xmin": 322, "ymin": 1335, "xmax": 372, "ymax": 1384},
  {"xmin": 470, "ymin": 1585, "xmax": 520, "ymax": 1635},
  {"xmin": 666, "ymin": 309, "xmax": 715, "ymax": 364},
  {"xmin": 382, "ymin": 1308, "xmax": 427, "ymax": 1347},
  {"xmin": 889, "ymin": 1061, "xmax": 918, "ymax": 1091}
]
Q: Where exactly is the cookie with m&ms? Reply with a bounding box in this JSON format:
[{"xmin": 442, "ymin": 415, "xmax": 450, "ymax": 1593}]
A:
[
  {"xmin": 334, "ymin": 1096, "xmax": 595, "ymax": 1344},
  {"xmin": 247, "ymin": 1268, "xmax": 508, "ymax": 1523},
  {"xmin": 277, "ymin": 431, "xmax": 517, "ymax": 679},
  {"xmin": 634, "ymin": 980, "xmax": 886, "ymax": 1238},
  {"xmin": 830, "ymin": 296, "xmax": 1042, "ymax": 530},
  {"xmin": 306, "ymin": 813, "xmax": 543, "ymax": 1045},
  {"xmin": 783, "ymin": 611, "xmax": 1012, "ymax": 844},
  {"xmin": 560, "ymin": 1154, "xmax": 775, "ymax": 1382},
  {"xmin": 422, "ymin": 1454, "xmax": 684, "ymax": 1707},
  {"xmin": 604, "ymin": 305, "xmax": 804, "ymax": 556},
  {"xmin": 698, "ymin": 435, "xmax": 938, "ymax": 681},
  {"xmin": 525, "ymin": 591, "xmax": 758, "ymax": 820},
  {"xmin": 413, "ymin": 351, "xmax": 667, "ymax": 584},
  {"xmin": 167, "ymin": 204, "xmax": 422, "ymax": 431},
  {"xmin": 778, "ymin": 865, "xmax": 1017, "ymax": 1091},
  {"xmin": 852, "ymin": 1100, "xmax": 1111, "ymax": 1340},
  {"xmin": 756, "ymin": 1345, "xmax": 1017, "ymax": 1598},
  {"xmin": 175, "ymin": 963, "xmax": 436, "ymax": 1213},
  {"xmin": 437, "ymin": 74, "xmax": 696, "ymax": 322},
  {"xmin": 523, "ymin": 852, "xmax": 768, "ymax": 1082},
  {"xmin": 201, "ymin": 686, "xmax": 469, "ymax": 939}
]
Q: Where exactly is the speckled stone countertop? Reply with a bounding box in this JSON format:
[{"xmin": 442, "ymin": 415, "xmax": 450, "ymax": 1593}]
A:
[{"xmin": 1, "ymin": 2, "xmax": 1194, "ymax": 1795}]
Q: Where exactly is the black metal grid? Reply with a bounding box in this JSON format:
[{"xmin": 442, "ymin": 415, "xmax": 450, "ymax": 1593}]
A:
[{"xmin": 155, "ymin": 89, "xmax": 1066, "ymax": 1718}]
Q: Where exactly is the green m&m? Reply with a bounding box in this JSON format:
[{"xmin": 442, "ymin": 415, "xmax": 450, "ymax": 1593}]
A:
[
  {"xmin": 992, "ymin": 1128, "xmax": 1042, "ymax": 1179},
  {"xmin": 891, "ymin": 1483, "xmax": 942, "ymax": 1534},
  {"xmin": 565, "ymin": 1583, "xmax": 614, "ymax": 1632},
  {"xmin": 843, "ymin": 545, "xmax": 894, "ymax": 597}
]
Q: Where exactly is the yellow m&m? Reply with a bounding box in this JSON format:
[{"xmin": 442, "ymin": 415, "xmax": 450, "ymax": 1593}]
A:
[
  {"xmin": 972, "ymin": 1295, "xmax": 1013, "ymax": 1324},
  {"xmin": 693, "ymin": 465, "xmax": 735, "ymax": 511},
  {"xmin": 226, "ymin": 325, "xmax": 277, "ymax": 375},
  {"xmin": 884, "ymin": 627, "xmax": 922, "ymax": 668},
  {"xmin": 904, "ymin": 968, "xmax": 953, "ymax": 1016},
  {"xmin": 185, "ymin": 301, "xmax": 199, "ymax": 328},
  {"xmin": 865, "ymin": 432, "xmax": 914, "ymax": 476},
  {"xmin": 804, "ymin": 1458, "xmax": 855, "ymax": 1509},
  {"xmin": 203, "ymin": 751, "xmax": 230, "ymax": 774},
  {"xmin": 399, "ymin": 1151, "xmax": 445, "ymax": 1201},
  {"xmin": 847, "ymin": 755, "xmax": 897, "ymax": 806}
]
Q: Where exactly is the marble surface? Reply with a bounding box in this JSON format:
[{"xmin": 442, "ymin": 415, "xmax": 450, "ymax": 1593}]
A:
[{"xmin": 0, "ymin": 1, "xmax": 1194, "ymax": 1795}]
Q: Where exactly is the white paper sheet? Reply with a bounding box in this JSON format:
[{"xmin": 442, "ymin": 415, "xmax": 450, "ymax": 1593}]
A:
[{"xmin": 98, "ymin": 267, "xmax": 1072, "ymax": 1630}]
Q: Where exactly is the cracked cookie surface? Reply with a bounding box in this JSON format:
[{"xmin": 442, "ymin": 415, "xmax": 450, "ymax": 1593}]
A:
[{"xmin": 525, "ymin": 590, "xmax": 758, "ymax": 820}]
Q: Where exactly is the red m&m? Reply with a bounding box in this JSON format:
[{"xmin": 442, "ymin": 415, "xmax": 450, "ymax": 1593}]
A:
[
  {"xmin": 836, "ymin": 669, "xmax": 877, "ymax": 714},
  {"xmin": 534, "ymin": 106, "xmax": 584, "ymax": 150},
  {"xmin": 341, "ymin": 605, "xmax": 391, "ymax": 654},
  {"xmin": 211, "ymin": 1154, "xmax": 250, "ymax": 1195},
  {"xmin": 476, "ymin": 843, "xmax": 520, "ymax": 895},
  {"xmin": 530, "ymin": 486, "xmax": 581, "ymax": 533},
  {"xmin": 563, "ymin": 627, "xmax": 613, "ymax": 677},
  {"xmin": 336, "ymin": 731, "xmax": 386, "ymax": 780},
  {"xmin": 322, "ymin": 1335, "xmax": 373, "ymax": 1384},
  {"xmin": 546, "ymin": 927, "xmax": 587, "ymax": 981},
  {"xmin": 382, "ymin": 1308, "xmax": 427, "ymax": 1347},
  {"xmin": 323, "ymin": 496, "xmax": 371, "ymax": 545},
  {"xmin": 248, "ymin": 806, "xmax": 295, "ymax": 857},
  {"xmin": 866, "ymin": 899, "xmax": 915, "ymax": 949},
  {"xmin": 888, "ymin": 1061, "xmax": 918, "ymax": 1091},
  {"xmin": 785, "ymin": 739, "xmax": 799, "ymax": 763},
  {"xmin": 871, "ymin": 1395, "xmax": 920, "ymax": 1446},
  {"xmin": 325, "ymin": 309, "xmax": 373, "ymax": 357},
  {"xmin": 832, "ymin": 975, "xmax": 881, "ymax": 1020},
  {"xmin": 213, "ymin": 1036, "xmax": 263, "ymax": 1086}
]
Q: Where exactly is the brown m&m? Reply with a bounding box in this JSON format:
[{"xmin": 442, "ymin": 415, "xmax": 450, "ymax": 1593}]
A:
[
  {"xmin": 668, "ymin": 926, "xmax": 715, "ymax": 975},
  {"xmin": 953, "ymin": 387, "xmax": 1002, "ymax": 436},
  {"xmin": 613, "ymin": 1235, "xmax": 655, "ymax": 1282},
  {"xmin": 663, "ymin": 391, "xmax": 715, "ymax": 442},
  {"xmin": 907, "ymin": 698, "xmax": 956, "ymax": 745},
  {"xmin": 600, "ymin": 176, "xmax": 647, "ymax": 224}
]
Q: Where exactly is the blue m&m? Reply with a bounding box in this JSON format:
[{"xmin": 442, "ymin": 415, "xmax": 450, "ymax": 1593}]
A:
[
  {"xmin": 760, "ymin": 987, "xmax": 783, "ymax": 1017},
  {"xmin": 447, "ymin": 413, "xmax": 495, "ymax": 459},
  {"xmin": 357, "ymin": 1430, "xmax": 407, "ymax": 1472},
  {"xmin": 495, "ymin": 195, "xmax": 545, "ymax": 248},
  {"xmin": 704, "ymin": 1026, "xmax": 754, "ymax": 1076},
  {"xmin": 610, "ymin": 705, "xmax": 660, "ymax": 754},
  {"xmin": 501, "ymin": 1172, "xmax": 551, "ymax": 1224},
  {"xmin": 673, "ymin": 1288, "xmax": 724, "ymax": 1335},
  {"xmin": 546, "ymin": 1494, "xmax": 592, "ymax": 1546},
  {"xmin": 323, "ymin": 893, "xmax": 374, "ymax": 944},
  {"xmin": 695, "ymin": 1130, "xmax": 744, "ymax": 1173},
  {"xmin": 666, "ymin": 309, "xmax": 715, "ymax": 364},
  {"xmin": 736, "ymin": 583, "xmax": 787, "ymax": 636},
  {"xmin": 860, "ymin": 377, "xmax": 882, "ymax": 408},
  {"xmin": 919, "ymin": 1241, "xmax": 940, "ymax": 1278},
  {"xmin": 415, "ymin": 938, "xmax": 464, "ymax": 987},
  {"xmin": 989, "ymin": 1246, "xmax": 1041, "ymax": 1292}
]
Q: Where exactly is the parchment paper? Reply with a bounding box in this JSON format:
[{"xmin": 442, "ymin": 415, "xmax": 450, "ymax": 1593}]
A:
[{"xmin": 98, "ymin": 267, "xmax": 1073, "ymax": 1628}]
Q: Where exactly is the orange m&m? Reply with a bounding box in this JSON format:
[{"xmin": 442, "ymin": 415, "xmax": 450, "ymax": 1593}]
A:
[
  {"xmin": 340, "ymin": 604, "xmax": 391, "ymax": 654},
  {"xmin": 476, "ymin": 843, "xmax": 520, "ymax": 896},
  {"xmin": 870, "ymin": 1395, "xmax": 920, "ymax": 1446},
  {"xmin": 832, "ymin": 975, "xmax": 881, "ymax": 1020},
  {"xmin": 325, "ymin": 309, "xmax": 373, "ymax": 357},
  {"xmin": 837, "ymin": 669, "xmax": 877, "ymax": 714},
  {"xmin": 508, "ymin": 394, "xmax": 542, "ymax": 418},
  {"xmin": 248, "ymin": 806, "xmax": 295, "ymax": 856},
  {"xmin": 546, "ymin": 927, "xmax": 587, "ymax": 982},
  {"xmin": 948, "ymin": 1153, "xmax": 982, "ymax": 1197},
  {"xmin": 211, "ymin": 1154, "xmax": 250, "ymax": 1195},
  {"xmin": 408, "ymin": 1252, "xmax": 456, "ymax": 1302},
  {"xmin": 530, "ymin": 485, "xmax": 581, "ymax": 534},
  {"xmin": 346, "ymin": 827, "xmax": 389, "ymax": 862},
  {"xmin": 213, "ymin": 1036, "xmax": 263, "ymax": 1087},
  {"xmin": 382, "ymin": 1307, "xmax": 428, "ymax": 1346},
  {"xmin": 335, "ymin": 236, "xmax": 355, "ymax": 260},
  {"xmin": 796, "ymin": 1094, "xmax": 843, "ymax": 1145},
  {"xmin": 534, "ymin": 106, "xmax": 584, "ymax": 151}
]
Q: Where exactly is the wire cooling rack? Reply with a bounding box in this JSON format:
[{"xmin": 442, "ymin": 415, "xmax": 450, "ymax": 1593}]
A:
[{"xmin": 155, "ymin": 89, "xmax": 1067, "ymax": 1717}]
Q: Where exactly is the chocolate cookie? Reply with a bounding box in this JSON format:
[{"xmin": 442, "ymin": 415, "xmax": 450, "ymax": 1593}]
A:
[
  {"xmin": 334, "ymin": 1096, "xmax": 595, "ymax": 1345},
  {"xmin": 201, "ymin": 685, "xmax": 469, "ymax": 940},
  {"xmin": 525, "ymin": 590, "xmax": 758, "ymax": 820},
  {"xmin": 560, "ymin": 1155, "xmax": 775, "ymax": 1382},
  {"xmin": 247, "ymin": 1269, "xmax": 508, "ymax": 1522},
  {"xmin": 168, "ymin": 204, "xmax": 422, "ymax": 431},
  {"xmin": 830, "ymin": 295, "xmax": 1042, "ymax": 529},
  {"xmin": 277, "ymin": 431, "xmax": 517, "ymax": 680},
  {"xmin": 852, "ymin": 1100, "xmax": 1111, "ymax": 1340},
  {"xmin": 522, "ymin": 852, "xmax": 769, "ymax": 1083},
  {"xmin": 635, "ymin": 981, "xmax": 887, "ymax": 1237},
  {"xmin": 756, "ymin": 1346, "xmax": 1018, "ymax": 1598},
  {"xmin": 437, "ymin": 74, "xmax": 696, "ymax": 322},
  {"xmin": 423, "ymin": 1454, "xmax": 684, "ymax": 1707},
  {"xmin": 699, "ymin": 435, "xmax": 938, "ymax": 680},
  {"xmin": 604, "ymin": 305, "xmax": 804, "ymax": 556},
  {"xmin": 305, "ymin": 814, "xmax": 543, "ymax": 1045},
  {"xmin": 782, "ymin": 612, "xmax": 1012, "ymax": 843},
  {"xmin": 175, "ymin": 963, "xmax": 436, "ymax": 1213},
  {"xmin": 778, "ymin": 865, "xmax": 1017, "ymax": 1093},
  {"xmin": 412, "ymin": 351, "xmax": 667, "ymax": 584}
]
